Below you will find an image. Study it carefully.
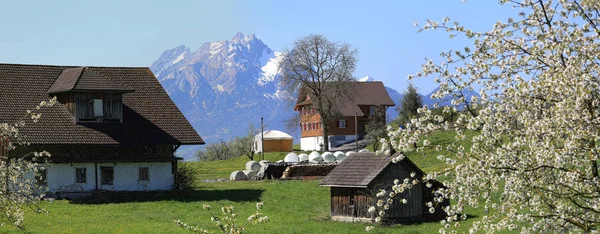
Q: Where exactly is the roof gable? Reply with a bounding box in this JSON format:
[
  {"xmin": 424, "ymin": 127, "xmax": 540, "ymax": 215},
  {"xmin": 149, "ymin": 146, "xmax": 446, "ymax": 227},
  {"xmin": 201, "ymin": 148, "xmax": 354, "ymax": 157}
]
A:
[
  {"xmin": 320, "ymin": 152, "xmax": 424, "ymax": 187},
  {"xmin": 295, "ymin": 81, "xmax": 395, "ymax": 116}
]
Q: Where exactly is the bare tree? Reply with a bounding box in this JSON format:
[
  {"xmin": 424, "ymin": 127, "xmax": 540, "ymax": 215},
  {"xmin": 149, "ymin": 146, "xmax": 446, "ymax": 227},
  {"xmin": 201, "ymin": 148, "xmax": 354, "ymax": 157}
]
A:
[
  {"xmin": 279, "ymin": 34, "xmax": 358, "ymax": 151},
  {"xmin": 231, "ymin": 124, "xmax": 258, "ymax": 161},
  {"xmin": 195, "ymin": 140, "xmax": 232, "ymax": 161}
]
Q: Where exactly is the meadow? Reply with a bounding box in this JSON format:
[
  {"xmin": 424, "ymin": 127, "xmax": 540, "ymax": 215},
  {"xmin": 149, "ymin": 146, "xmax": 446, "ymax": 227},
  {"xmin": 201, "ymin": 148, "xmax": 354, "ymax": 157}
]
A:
[{"xmin": 5, "ymin": 132, "xmax": 490, "ymax": 233}]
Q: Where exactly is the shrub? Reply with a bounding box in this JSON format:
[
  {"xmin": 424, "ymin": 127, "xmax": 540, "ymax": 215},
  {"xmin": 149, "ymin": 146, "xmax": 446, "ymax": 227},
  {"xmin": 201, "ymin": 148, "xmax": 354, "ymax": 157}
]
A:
[{"xmin": 174, "ymin": 163, "xmax": 198, "ymax": 191}]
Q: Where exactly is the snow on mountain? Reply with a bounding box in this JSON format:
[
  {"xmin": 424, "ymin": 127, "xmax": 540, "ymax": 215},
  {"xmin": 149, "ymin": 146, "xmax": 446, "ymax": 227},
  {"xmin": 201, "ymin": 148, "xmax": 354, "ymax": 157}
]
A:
[
  {"xmin": 150, "ymin": 33, "xmax": 291, "ymax": 160},
  {"xmin": 258, "ymin": 52, "xmax": 284, "ymax": 86},
  {"xmin": 358, "ymin": 76, "xmax": 375, "ymax": 82},
  {"xmin": 149, "ymin": 45, "xmax": 190, "ymax": 77}
]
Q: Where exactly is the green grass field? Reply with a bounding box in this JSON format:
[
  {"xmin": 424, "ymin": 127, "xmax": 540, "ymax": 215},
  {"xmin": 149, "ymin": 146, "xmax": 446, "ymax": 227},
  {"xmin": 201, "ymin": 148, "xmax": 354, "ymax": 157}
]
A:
[{"xmin": 4, "ymin": 131, "xmax": 488, "ymax": 233}]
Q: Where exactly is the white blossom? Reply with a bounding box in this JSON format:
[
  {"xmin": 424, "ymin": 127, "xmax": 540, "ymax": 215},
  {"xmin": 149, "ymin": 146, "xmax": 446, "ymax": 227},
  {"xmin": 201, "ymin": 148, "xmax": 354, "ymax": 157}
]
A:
[{"xmin": 373, "ymin": 1, "xmax": 600, "ymax": 232}]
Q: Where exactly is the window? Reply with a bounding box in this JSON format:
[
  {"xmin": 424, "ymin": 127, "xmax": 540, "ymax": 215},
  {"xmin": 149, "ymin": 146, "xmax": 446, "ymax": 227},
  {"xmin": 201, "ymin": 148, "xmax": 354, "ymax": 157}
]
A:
[
  {"xmin": 93, "ymin": 99, "xmax": 104, "ymax": 117},
  {"xmin": 138, "ymin": 167, "xmax": 149, "ymax": 182},
  {"xmin": 339, "ymin": 119, "xmax": 346, "ymax": 128},
  {"xmin": 105, "ymin": 99, "xmax": 113, "ymax": 118},
  {"xmin": 35, "ymin": 168, "xmax": 47, "ymax": 187},
  {"xmin": 101, "ymin": 166, "xmax": 114, "ymax": 185},
  {"xmin": 308, "ymin": 122, "xmax": 312, "ymax": 131},
  {"xmin": 75, "ymin": 168, "xmax": 87, "ymax": 183},
  {"xmin": 370, "ymin": 106, "xmax": 377, "ymax": 116}
]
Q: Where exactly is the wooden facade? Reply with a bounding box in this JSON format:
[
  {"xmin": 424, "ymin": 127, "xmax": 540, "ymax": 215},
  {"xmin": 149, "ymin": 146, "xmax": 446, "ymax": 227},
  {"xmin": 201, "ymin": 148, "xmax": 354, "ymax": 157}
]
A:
[
  {"xmin": 8, "ymin": 144, "xmax": 176, "ymax": 163},
  {"xmin": 330, "ymin": 187, "xmax": 374, "ymax": 219},
  {"xmin": 58, "ymin": 92, "xmax": 124, "ymax": 123},
  {"xmin": 329, "ymin": 161, "xmax": 424, "ymax": 222},
  {"xmin": 322, "ymin": 153, "xmax": 447, "ymax": 223},
  {"xmin": 262, "ymin": 139, "xmax": 293, "ymax": 152}
]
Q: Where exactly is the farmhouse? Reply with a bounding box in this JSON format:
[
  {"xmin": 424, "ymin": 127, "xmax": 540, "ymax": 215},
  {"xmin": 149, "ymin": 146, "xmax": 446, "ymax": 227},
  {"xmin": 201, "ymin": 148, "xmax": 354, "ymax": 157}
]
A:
[
  {"xmin": 0, "ymin": 64, "xmax": 204, "ymax": 192},
  {"xmin": 320, "ymin": 152, "xmax": 448, "ymax": 223},
  {"xmin": 295, "ymin": 82, "xmax": 395, "ymax": 151},
  {"xmin": 254, "ymin": 130, "xmax": 293, "ymax": 153}
]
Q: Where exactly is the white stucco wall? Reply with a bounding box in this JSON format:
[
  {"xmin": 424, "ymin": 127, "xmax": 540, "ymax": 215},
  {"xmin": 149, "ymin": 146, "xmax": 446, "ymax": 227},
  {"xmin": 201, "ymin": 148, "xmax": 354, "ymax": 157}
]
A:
[
  {"xmin": 300, "ymin": 136, "xmax": 324, "ymax": 151},
  {"xmin": 43, "ymin": 162, "xmax": 173, "ymax": 192},
  {"xmin": 301, "ymin": 135, "xmax": 357, "ymax": 151}
]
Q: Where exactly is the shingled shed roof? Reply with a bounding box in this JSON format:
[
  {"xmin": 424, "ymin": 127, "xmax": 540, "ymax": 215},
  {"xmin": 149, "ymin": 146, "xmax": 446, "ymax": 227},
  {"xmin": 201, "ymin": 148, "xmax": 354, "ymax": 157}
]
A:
[
  {"xmin": 0, "ymin": 63, "xmax": 204, "ymax": 145},
  {"xmin": 47, "ymin": 67, "xmax": 134, "ymax": 94},
  {"xmin": 295, "ymin": 81, "xmax": 395, "ymax": 116},
  {"xmin": 320, "ymin": 152, "xmax": 424, "ymax": 188}
]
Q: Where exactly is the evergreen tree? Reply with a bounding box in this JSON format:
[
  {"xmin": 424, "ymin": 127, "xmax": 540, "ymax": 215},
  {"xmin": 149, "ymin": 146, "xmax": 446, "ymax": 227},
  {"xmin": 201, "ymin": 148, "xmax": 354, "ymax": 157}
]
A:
[{"xmin": 395, "ymin": 83, "xmax": 422, "ymax": 126}]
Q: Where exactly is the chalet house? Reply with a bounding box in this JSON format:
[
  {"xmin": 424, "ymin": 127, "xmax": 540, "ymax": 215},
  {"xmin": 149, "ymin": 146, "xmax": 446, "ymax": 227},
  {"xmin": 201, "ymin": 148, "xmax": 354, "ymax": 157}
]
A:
[
  {"xmin": 320, "ymin": 152, "xmax": 448, "ymax": 223},
  {"xmin": 295, "ymin": 82, "xmax": 394, "ymax": 151},
  {"xmin": 0, "ymin": 64, "xmax": 204, "ymax": 193}
]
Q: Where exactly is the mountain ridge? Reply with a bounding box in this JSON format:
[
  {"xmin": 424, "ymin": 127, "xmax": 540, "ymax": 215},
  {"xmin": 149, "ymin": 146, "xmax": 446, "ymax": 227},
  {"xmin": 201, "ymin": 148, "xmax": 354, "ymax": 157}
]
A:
[{"xmin": 150, "ymin": 33, "xmax": 476, "ymax": 160}]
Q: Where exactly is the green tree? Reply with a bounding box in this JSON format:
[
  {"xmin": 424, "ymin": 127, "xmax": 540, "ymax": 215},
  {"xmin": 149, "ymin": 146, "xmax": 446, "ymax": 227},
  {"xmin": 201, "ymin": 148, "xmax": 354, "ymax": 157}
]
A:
[
  {"xmin": 395, "ymin": 83, "xmax": 422, "ymax": 127},
  {"xmin": 364, "ymin": 106, "xmax": 387, "ymax": 151}
]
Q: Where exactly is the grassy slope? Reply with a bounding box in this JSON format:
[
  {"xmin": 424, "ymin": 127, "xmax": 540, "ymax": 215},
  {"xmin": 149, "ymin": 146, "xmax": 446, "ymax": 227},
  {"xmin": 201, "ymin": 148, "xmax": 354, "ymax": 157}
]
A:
[{"xmin": 4, "ymin": 132, "xmax": 488, "ymax": 233}]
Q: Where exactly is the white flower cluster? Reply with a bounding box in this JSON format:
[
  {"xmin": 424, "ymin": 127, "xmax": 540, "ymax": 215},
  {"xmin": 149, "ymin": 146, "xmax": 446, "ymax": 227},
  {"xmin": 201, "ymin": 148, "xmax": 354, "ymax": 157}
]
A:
[
  {"xmin": 1, "ymin": 97, "xmax": 56, "ymax": 229},
  {"xmin": 177, "ymin": 202, "xmax": 269, "ymax": 233},
  {"xmin": 371, "ymin": 1, "xmax": 600, "ymax": 233}
]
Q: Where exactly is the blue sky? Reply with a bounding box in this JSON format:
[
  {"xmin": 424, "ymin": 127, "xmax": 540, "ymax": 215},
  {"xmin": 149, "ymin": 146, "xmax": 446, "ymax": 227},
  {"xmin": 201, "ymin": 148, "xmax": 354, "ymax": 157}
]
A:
[{"xmin": 0, "ymin": 0, "xmax": 515, "ymax": 93}]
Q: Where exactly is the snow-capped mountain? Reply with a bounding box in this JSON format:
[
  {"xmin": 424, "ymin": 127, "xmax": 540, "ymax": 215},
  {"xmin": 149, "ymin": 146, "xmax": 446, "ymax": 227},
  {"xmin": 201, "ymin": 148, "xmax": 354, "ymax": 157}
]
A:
[
  {"xmin": 150, "ymin": 33, "xmax": 292, "ymax": 160},
  {"xmin": 150, "ymin": 33, "xmax": 474, "ymax": 160}
]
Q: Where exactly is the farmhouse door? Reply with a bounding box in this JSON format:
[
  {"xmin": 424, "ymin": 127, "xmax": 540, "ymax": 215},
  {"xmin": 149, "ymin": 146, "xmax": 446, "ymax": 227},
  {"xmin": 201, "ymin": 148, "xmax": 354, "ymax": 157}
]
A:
[{"xmin": 100, "ymin": 166, "xmax": 115, "ymax": 190}]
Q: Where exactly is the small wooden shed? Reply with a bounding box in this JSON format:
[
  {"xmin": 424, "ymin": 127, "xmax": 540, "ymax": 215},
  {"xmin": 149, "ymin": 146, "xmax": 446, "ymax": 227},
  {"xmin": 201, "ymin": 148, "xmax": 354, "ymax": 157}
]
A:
[
  {"xmin": 254, "ymin": 130, "xmax": 293, "ymax": 153},
  {"xmin": 320, "ymin": 152, "xmax": 447, "ymax": 223}
]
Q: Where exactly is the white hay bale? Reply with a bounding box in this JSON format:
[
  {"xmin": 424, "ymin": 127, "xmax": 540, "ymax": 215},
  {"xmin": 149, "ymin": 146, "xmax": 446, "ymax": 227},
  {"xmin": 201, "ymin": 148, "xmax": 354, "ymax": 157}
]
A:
[
  {"xmin": 345, "ymin": 151, "xmax": 356, "ymax": 157},
  {"xmin": 276, "ymin": 160, "xmax": 284, "ymax": 163},
  {"xmin": 322, "ymin": 152, "xmax": 335, "ymax": 162},
  {"xmin": 259, "ymin": 160, "xmax": 271, "ymax": 167},
  {"xmin": 336, "ymin": 153, "xmax": 348, "ymax": 162},
  {"xmin": 246, "ymin": 161, "xmax": 261, "ymax": 171},
  {"xmin": 359, "ymin": 149, "xmax": 370, "ymax": 153},
  {"xmin": 230, "ymin": 171, "xmax": 246, "ymax": 181},
  {"xmin": 284, "ymin": 153, "xmax": 298, "ymax": 162},
  {"xmin": 298, "ymin": 153, "xmax": 309, "ymax": 162},
  {"xmin": 308, "ymin": 151, "xmax": 322, "ymax": 162},
  {"xmin": 243, "ymin": 170, "xmax": 257, "ymax": 180},
  {"xmin": 333, "ymin": 151, "xmax": 345, "ymax": 158}
]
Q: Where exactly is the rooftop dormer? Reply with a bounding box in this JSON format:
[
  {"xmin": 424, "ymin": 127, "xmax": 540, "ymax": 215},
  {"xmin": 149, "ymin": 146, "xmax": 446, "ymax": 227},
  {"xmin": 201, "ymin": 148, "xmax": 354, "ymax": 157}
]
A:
[{"xmin": 47, "ymin": 67, "xmax": 134, "ymax": 123}]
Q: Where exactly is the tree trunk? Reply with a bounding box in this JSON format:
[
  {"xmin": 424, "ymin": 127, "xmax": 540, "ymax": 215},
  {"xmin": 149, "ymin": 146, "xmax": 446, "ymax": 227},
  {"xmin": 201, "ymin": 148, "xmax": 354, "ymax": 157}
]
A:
[{"xmin": 323, "ymin": 122, "xmax": 330, "ymax": 152}]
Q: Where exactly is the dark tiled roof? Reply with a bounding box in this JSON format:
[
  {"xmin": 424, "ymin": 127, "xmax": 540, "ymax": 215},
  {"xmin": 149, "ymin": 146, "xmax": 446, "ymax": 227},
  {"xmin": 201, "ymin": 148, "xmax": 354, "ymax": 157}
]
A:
[
  {"xmin": 296, "ymin": 82, "xmax": 395, "ymax": 116},
  {"xmin": 47, "ymin": 67, "xmax": 133, "ymax": 94},
  {"xmin": 0, "ymin": 63, "xmax": 204, "ymax": 145},
  {"xmin": 320, "ymin": 152, "xmax": 423, "ymax": 187},
  {"xmin": 47, "ymin": 67, "xmax": 83, "ymax": 93}
]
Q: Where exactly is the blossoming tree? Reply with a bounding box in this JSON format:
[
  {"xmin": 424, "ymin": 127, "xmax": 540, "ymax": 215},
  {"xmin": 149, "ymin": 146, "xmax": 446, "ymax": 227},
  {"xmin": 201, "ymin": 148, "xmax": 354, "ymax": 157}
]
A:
[
  {"xmin": 369, "ymin": 0, "xmax": 600, "ymax": 232},
  {"xmin": 1, "ymin": 97, "xmax": 56, "ymax": 229}
]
